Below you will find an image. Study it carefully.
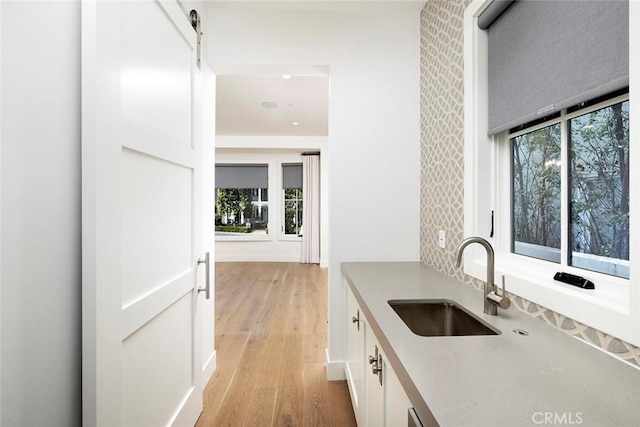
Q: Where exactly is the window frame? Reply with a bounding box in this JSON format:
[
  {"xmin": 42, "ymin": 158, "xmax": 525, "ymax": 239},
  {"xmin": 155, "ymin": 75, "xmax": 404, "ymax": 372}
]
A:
[
  {"xmin": 279, "ymin": 162, "xmax": 303, "ymax": 241},
  {"xmin": 503, "ymin": 93, "xmax": 630, "ymax": 278},
  {"xmin": 278, "ymin": 161, "xmax": 304, "ymax": 242},
  {"xmin": 464, "ymin": 0, "xmax": 640, "ymax": 347},
  {"xmin": 214, "ymin": 161, "xmax": 271, "ymax": 242},
  {"xmin": 281, "ymin": 187, "xmax": 303, "ymax": 240},
  {"xmin": 508, "ymin": 118, "xmax": 562, "ymax": 264}
]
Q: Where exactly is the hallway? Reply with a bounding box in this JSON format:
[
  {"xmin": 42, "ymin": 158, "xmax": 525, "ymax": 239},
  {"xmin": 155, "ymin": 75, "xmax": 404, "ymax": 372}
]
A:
[{"xmin": 196, "ymin": 263, "xmax": 356, "ymax": 426}]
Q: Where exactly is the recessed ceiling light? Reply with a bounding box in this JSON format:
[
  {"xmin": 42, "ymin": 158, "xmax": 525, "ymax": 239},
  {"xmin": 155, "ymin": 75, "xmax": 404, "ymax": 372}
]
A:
[
  {"xmin": 292, "ymin": 122, "xmax": 299, "ymax": 126},
  {"xmin": 282, "ymin": 74, "xmax": 292, "ymax": 79},
  {"xmin": 261, "ymin": 101, "xmax": 278, "ymax": 109}
]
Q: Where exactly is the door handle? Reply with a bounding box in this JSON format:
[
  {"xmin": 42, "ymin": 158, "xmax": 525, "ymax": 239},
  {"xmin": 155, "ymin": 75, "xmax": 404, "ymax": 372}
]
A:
[
  {"xmin": 368, "ymin": 345, "xmax": 383, "ymax": 385},
  {"xmin": 352, "ymin": 309, "xmax": 360, "ymax": 330},
  {"xmin": 197, "ymin": 252, "xmax": 210, "ymax": 299}
]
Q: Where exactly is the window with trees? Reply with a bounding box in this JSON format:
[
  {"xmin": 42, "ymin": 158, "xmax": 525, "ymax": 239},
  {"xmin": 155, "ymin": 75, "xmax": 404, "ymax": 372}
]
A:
[
  {"xmin": 282, "ymin": 163, "xmax": 303, "ymax": 236},
  {"xmin": 215, "ymin": 164, "xmax": 269, "ymax": 236},
  {"xmin": 283, "ymin": 189, "xmax": 303, "ymax": 235},
  {"xmin": 510, "ymin": 94, "xmax": 629, "ymax": 279},
  {"xmin": 464, "ymin": 0, "xmax": 637, "ymax": 347}
]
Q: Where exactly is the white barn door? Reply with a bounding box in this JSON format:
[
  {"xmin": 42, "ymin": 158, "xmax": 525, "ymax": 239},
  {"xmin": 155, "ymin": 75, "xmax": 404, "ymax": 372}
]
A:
[{"xmin": 81, "ymin": 1, "xmax": 210, "ymax": 425}]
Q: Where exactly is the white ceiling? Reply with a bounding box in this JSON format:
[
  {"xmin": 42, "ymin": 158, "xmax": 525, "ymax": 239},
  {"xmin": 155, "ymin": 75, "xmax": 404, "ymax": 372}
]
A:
[
  {"xmin": 208, "ymin": 0, "xmax": 426, "ymax": 14},
  {"xmin": 211, "ymin": 1, "xmax": 425, "ymax": 137},
  {"xmin": 215, "ymin": 65, "xmax": 329, "ymax": 137}
]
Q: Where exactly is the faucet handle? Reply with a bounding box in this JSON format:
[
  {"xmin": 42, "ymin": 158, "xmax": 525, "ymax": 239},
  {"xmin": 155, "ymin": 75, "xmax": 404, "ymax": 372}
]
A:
[{"xmin": 487, "ymin": 275, "xmax": 511, "ymax": 309}]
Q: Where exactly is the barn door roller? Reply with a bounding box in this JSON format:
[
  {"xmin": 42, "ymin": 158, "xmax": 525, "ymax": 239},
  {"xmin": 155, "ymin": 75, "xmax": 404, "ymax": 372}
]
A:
[{"xmin": 190, "ymin": 10, "xmax": 202, "ymax": 69}]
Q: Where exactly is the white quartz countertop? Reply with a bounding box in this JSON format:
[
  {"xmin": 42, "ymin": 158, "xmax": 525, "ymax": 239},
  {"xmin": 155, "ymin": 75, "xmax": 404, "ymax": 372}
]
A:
[{"xmin": 341, "ymin": 262, "xmax": 640, "ymax": 427}]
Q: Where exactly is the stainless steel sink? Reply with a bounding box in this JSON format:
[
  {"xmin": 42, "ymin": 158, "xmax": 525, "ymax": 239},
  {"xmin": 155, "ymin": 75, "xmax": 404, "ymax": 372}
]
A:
[{"xmin": 388, "ymin": 299, "xmax": 500, "ymax": 337}]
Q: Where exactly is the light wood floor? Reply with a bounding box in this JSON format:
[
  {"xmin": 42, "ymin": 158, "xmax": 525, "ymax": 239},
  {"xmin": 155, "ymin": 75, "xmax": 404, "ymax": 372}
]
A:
[{"xmin": 196, "ymin": 262, "xmax": 357, "ymax": 427}]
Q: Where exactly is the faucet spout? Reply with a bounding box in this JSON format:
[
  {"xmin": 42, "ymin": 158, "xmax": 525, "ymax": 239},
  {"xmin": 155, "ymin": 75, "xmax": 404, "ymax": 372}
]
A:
[{"xmin": 454, "ymin": 236, "xmax": 498, "ymax": 315}]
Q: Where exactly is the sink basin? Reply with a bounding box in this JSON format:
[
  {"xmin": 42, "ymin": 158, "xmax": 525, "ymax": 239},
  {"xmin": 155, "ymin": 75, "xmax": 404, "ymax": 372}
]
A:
[{"xmin": 388, "ymin": 299, "xmax": 500, "ymax": 337}]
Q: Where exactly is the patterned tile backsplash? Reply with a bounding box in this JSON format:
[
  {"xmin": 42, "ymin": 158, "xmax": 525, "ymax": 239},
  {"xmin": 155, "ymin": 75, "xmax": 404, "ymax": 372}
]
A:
[{"xmin": 418, "ymin": 0, "xmax": 640, "ymax": 367}]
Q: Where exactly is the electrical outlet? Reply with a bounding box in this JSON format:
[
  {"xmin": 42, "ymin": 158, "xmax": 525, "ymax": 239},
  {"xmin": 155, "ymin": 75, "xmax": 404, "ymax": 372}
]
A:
[{"xmin": 438, "ymin": 230, "xmax": 446, "ymax": 248}]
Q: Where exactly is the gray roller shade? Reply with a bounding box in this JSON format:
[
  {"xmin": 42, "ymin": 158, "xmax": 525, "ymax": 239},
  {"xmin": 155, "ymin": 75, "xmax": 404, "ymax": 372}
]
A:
[
  {"xmin": 215, "ymin": 164, "xmax": 268, "ymax": 189},
  {"xmin": 488, "ymin": 0, "xmax": 629, "ymax": 135},
  {"xmin": 478, "ymin": 0, "xmax": 514, "ymax": 30},
  {"xmin": 282, "ymin": 163, "xmax": 302, "ymax": 189}
]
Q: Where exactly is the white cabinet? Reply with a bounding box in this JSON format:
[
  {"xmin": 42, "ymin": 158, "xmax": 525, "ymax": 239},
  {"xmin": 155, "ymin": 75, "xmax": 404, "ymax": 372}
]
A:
[
  {"xmin": 385, "ymin": 360, "xmax": 412, "ymax": 426},
  {"xmin": 345, "ymin": 283, "xmax": 366, "ymax": 426},
  {"xmin": 345, "ymin": 282, "xmax": 413, "ymax": 427},
  {"xmin": 365, "ymin": 325, "xmax": 384, "ymax": 427}
]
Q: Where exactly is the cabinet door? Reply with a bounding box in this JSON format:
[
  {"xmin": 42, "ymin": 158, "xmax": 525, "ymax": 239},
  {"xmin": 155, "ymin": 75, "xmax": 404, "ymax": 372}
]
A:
[
  {"xmin": 345, "ymin": 281, "xmax": 412, "ymax": 427},
  {"xmin": 345, "ymin": 284, "xmax": 366, "ymax": 425},
  {"xmin": 365, "ymin": 326, "xmax": 384, "ymax": 427},
  {"xmin": 385, "ymin": 361, "xmax": 412, "ymax": 427}
]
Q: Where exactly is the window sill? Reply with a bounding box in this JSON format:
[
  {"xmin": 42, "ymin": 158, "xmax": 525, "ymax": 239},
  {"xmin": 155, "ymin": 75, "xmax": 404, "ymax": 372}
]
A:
[
  {"xmin": 278, "ymin": 235, "xmax": 302, "ymax": 242},
  {"xmin": 464, "ymin": 253, "xmax": 633, "ymax": 342},
  {"xmin": 215, "ymin": 234, "xmax": 272, "ymax": 242}
]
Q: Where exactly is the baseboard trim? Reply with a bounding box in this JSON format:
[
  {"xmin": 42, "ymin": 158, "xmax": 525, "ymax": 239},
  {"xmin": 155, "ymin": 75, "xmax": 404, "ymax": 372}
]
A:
[
  {"xmin": 202, "ymin": 350, "xmax": 216, "ymax": 384},
  {"xmin": 325, "ymin": 348, "xmax": 345, "ymax": 380}
]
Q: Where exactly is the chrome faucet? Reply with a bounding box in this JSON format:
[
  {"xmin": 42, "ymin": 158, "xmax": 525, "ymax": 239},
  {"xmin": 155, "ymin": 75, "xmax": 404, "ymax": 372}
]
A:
[{"xmin": 454, "ymin": 236, "xmax": 510, "ymax": 315}]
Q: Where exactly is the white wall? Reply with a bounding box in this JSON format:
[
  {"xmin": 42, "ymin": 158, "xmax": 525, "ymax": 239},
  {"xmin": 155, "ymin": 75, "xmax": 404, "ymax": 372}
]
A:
[
  {"xmin": 215, "ymin": 136, "xmax": 329, "ymax": 265},
  {"xmin": 208, "ymin": 3, "xmax": 422, "ymax": 378},
  {"xmin": 1, "ymin": 2, "xmax": 82, "ymax": 425},
  {"xmin": 1, "ymin": 1, "xmax": 216, "ymax": 424}
]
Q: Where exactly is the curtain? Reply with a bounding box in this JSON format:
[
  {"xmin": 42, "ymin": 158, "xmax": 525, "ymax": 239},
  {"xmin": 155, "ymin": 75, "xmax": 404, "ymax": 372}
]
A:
[{"xmin": 301, "ymin": 154, "xmax": 320, "ymax": 264}]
